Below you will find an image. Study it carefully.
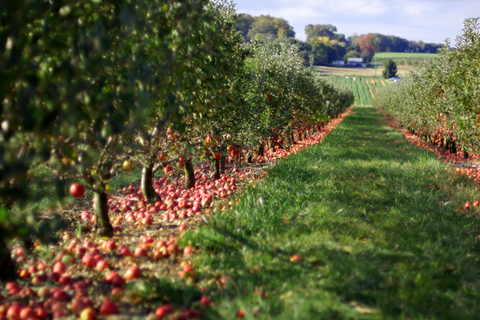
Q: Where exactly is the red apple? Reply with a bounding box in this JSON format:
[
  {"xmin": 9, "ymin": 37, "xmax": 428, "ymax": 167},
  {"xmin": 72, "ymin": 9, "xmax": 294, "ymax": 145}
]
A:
[
  {"xmin": 124, "ymin": 266, "xmax": 141, "ymax": 280},
  {"xmin": 81, "ymin": 254, "xmax": 96, "ymax": 268},
  {"xmin": 142, "ymin": 235, "xmax": 154, "ymax": 246},
  {"xmin": 167, "ymin": 244, "xmax": 179, "ymax": 255},
  {"xmin": 183, "ymin": 246, "xmax": 193, "ymax": 256},
  {"xmin": 34, "ymin": 306, "xmax": 48, "ymax": 319},
  {"xmin": 53, "ymin": 262, "xmax": 66, "ymax": 274},
  {"xmin": 80, "ymin": 307, "xmax": 97, "ymax": 320},
  {"xmin": 15, "ymin": 247, "xmax": 25, "ymax": 257},
  {"xmin": 96, "ymin": 259, "xmax": 108, "ymax": 271},
  {"xmin": 179, "ymin": 224, "xmax": 187, "ymax": 234},
  {"xmin": 155, "ymin": 240, "xmax": 167, "ymax": 250},
  {"xmin": 183, "ymin": 309, "xmax": 199, "ymax": 318},
  {"xmin": 199, "ymin": 296, "xmax": 212, "ymax": 307},
  {"xmin": 155, "ymin": 304, "xmax": 173, "ymax": 319},
  {"xmin": 7, "ymin": 304, "xmax": 23, "ymax": 319},
  {"xmin": 134, "ymin": 247, "xmax": 148, "ymax": 258},
  {"xmin": 117, "ymin": 245, "xmax": 131, "ymax": 257},
  {"xmin": 290, "ymin": 254, "xmax": 301, "ymax": 262},
  {"xmin": 70, "ymin": 183, "xmax": 85, "ymax": 198},
  {"xmin": 99, "ymin": 299, "xmax": 118, "ymax": 315}
]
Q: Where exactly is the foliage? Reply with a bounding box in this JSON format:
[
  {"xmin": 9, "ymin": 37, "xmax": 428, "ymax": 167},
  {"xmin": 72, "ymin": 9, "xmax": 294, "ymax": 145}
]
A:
[
  {"xmin": 374, "ymin": 18, "xmax": 480, "ymax": 154},
  {"xmin": 359, "ymin": 34, "xmax": 375, "ymax": 62},
  {"xmin": 349, "ymin": 33, "xmax": 443, "ymax": 54},
  {"xmin": 382, "ymin": 59, "xmax": 398, "ymax": 79},
  {"xmin": 0, "ymin": 0, "xmax": 354, "ymax": 279},
  {"xmin": 243, "ymin": 15, "xmax": 295, "ymax": 42},
  {"xmin": 343, "ymin": 50, "xmax": 360, "ymax": 63},
  {"xmin": 0, "ymin": 0, "xmax": 234, "ymax": 257},
  {"xmin": 235, "ymin": 13, "xmax": 254, "ymax": 41},
  {"xmin": 305, "ymin": 24, "xmax": 337, "ymax": 42}
]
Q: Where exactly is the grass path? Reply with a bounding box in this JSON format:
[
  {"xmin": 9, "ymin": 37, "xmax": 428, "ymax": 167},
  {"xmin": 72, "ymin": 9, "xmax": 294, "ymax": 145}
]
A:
[{"xmin": 184, "ymin": 107, "xmax": 480, "ymax": 319}]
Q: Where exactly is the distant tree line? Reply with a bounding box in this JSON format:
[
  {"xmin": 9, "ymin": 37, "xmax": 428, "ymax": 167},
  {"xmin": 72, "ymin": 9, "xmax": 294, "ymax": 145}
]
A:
[{"xmin": 236, "ymin": 13, "xmax": 443, "ymax": 66}]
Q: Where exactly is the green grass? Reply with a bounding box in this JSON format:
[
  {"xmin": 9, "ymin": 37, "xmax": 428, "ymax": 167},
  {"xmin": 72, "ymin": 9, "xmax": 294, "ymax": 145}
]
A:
[
  {"xmin": 326, "ymin": 77, "xmax": 382, "ymax": 106},
  {"xmin": 183, "ymin": 107, "xmax": 480, "ymax": 320},
  {"xmin": 372, "ymin": 53, "xmax": 438, "ymax": 69}
]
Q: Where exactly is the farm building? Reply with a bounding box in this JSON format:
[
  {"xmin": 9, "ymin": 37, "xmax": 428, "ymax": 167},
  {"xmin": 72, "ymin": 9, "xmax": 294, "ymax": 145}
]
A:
[{"xmin": 347, "ymin": 58, "xmax": 363, "ymax": 67}]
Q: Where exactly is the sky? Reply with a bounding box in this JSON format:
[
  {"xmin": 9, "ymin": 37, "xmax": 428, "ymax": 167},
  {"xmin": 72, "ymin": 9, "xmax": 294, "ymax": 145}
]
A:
[{"xmin": 232, "ymin": 0, "xmax": 480, "ymax": 45}]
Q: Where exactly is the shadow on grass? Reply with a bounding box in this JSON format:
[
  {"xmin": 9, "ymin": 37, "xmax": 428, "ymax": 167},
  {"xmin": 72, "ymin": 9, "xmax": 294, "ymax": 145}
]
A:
[{"xmin": 188, "ymin": 107, "xmax": 480, "ymax": 320}]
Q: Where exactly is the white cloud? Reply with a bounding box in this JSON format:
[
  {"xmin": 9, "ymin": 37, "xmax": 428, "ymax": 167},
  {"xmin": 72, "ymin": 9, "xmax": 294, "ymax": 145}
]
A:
[
  {"xmin": 402, "ymin": 3, "xmax": 429, "ymax": 16},
  {"xmin": 233, "ymin": 0, "xmax": 480, "ymax": 43},
  {"xmin": 274, "ymin": 0, "xmax": 388, "ymax": 15}
]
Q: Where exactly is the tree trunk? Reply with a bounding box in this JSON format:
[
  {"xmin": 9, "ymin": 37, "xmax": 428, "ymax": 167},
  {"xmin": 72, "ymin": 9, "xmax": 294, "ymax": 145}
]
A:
[
  {"xmin": 184, "ymin": 159, "xmax": 195, "ymax": 189},
  {"xmin": 0, "ymin": 237, "xmax": 16, "ymax": 281},
  {"xmin": 284, "ymin": 134, "xmax": 291, "ymax": 149},
  {"xmin": 212, "ymin": 158, "xmax": 220, "ymax": 180},
  {"xmin": 450, "ymin": 140, "xmax": 457, "ymax": 154},
  {"xmin": 258, "ymin": 143, "xmax": 264, "ymax": 157},
  {"xmin": 237, "ymin": 149, "xmax": 242, "ymax": 168},
  {"xmin": 94, "ymin": 191, "xmax": 113, "ymax": 238},
  {"xmin": 220, "ymin": 155, "xmax": 226, "ymax": 175},
  {"xmin": 291, "ymin": 132, "xmax": 295, "ymax": 144},
  {"xmin": 247, "ymin": 151, "xmax": 253, "ymax": 163},
  {"xmin": 141, "ymin": 161, "xmax": 159, "ymax": 204}
]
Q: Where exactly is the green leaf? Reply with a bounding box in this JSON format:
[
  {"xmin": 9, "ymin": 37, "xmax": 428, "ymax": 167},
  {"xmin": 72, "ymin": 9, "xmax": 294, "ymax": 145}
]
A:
[{"xmin": 0, "ymin": 207, "xmax": 10, "ymax": 224}]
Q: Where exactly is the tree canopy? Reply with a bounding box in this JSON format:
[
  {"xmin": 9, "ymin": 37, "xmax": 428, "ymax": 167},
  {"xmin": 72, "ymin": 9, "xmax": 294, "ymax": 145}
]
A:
[
  {"xmin": 382, "ymin": 59, "xmax": 398, "ymax": 79},
  {"xmin": 305, "ymin": 24, "xmax": 338, "ymax": 42},
  {"xmin": 236, "ymin": 14, "xmax": 295, "ymax": 41}
]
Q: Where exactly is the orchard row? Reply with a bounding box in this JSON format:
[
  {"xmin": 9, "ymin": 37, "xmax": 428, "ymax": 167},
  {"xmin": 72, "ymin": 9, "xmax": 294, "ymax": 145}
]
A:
[
  {"xmin": 374, "ymin": 18, "xmax": 480, "ymax": 157},
  {"xmin": 0, "ymin": 0, "xmax": 354, "ymax": 278},
  {"xmin": 0, "ymin": 112, "xmax": 351, "ymax": 320}
]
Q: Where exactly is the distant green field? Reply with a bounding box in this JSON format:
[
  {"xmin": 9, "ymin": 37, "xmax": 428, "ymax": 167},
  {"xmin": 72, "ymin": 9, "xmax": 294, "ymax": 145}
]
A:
[
  {"xmin": 375, "ymin": 52, "xmax": 438, "ymax": 59},
  {"xmin": 372, "ymin": 52, "xmax": 438, "ymax": 69},
  {"xmin": 316, "ymin": 53, "xmax": 438, "ymax": 77},
  {"xmin": 326, "ymin": 75, "xmax": 390, "ymax": 107}
]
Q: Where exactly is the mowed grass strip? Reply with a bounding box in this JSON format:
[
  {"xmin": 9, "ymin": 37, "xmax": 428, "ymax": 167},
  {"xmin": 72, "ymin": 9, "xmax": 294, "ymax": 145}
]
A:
[{"xmin": 182, "ymin": 107, "xmax": 480, "ymax": 320}]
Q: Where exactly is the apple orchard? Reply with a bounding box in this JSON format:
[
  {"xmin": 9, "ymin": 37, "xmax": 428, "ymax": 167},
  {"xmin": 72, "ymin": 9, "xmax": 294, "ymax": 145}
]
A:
[{"xmin": 0, "ymin": 0, "xmax": 354, "ymax": 319}]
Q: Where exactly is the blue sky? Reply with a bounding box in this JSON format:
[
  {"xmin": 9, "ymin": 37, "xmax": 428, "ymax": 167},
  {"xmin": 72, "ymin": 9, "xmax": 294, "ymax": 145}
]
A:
[{"xmin": 232, "ymin": 0, "xmax": 480, "ymax": 45}]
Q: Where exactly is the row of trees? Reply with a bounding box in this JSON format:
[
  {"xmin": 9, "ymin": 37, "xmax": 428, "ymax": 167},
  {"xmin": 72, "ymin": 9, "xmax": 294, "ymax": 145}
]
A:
[
  {"xmin": 236, "ymin": 14, "xmax": 443, "ymax": 66},
  {"xmin": 0, "ymin": 0, "xmax": 354, "ymax": 278},
  {"xmin": 347, "ymin": 33, "xmax": 443, "ymax": 54},
  {"xmin": 374, "ymin": 18, "xmax": 480, "ymax": 156},
  {"xmin": 236, "ymin": 14, "xmax": 295, "ymax": 41}
]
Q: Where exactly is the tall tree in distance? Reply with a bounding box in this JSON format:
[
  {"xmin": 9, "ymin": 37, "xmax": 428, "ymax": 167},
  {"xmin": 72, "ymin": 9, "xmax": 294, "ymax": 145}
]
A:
[
  {"xmin": 359, "ymin": 33, "xmax": 376, "ymax": 62},
  {"xmin": 236, "ymin": 13, "xmax": 254, "ymax": 41},
  {"xmin": 246, "ymin": 15, "xmax": 295, "ymax": 41},
  {"xmin": 382, "ymin": 59, "xmax": 398, "ymax": 79},
  {"xmin": 305, "ymin": 24, "xmax": 337, "ymax": 42}
]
